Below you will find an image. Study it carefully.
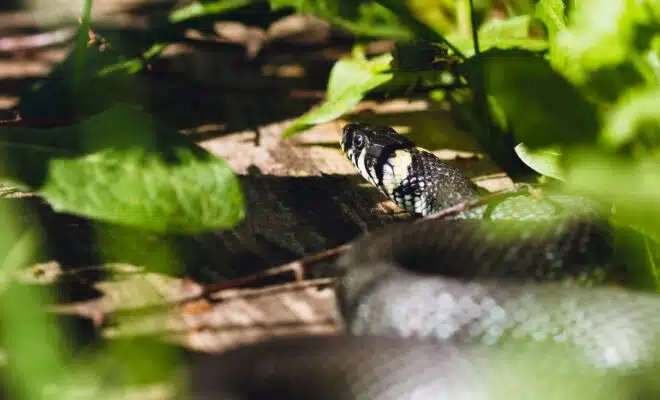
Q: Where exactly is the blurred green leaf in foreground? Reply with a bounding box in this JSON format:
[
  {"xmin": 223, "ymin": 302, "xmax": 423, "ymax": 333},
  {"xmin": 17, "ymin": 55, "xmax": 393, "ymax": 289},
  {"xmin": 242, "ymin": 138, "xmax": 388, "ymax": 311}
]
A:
[{"xmin": 0, "ymin": 105, "xmax": 244, "ymax": 234}]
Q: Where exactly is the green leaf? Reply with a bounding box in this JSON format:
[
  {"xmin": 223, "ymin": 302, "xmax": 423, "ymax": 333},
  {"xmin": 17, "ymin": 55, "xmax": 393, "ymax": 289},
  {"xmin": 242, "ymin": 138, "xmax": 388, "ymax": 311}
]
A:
[
  {"xmin": 403, "ymin": 0, "xmax": 456, "ymax": 34},
  {"xmin": 534, "ymin": 0, "xmax": 566, "ymax": 39},
  {"xmin": 282, "ymin": 49, "xmax": 393, "ymax": 137},
  {"xmin": 461, "ymin": 49, "xmax": 600, "ymax": 148},
  {"xmin": 601, "ymin": 87, "xmax": 660, "ymax": 148},
  {"xmin": 564, "ymin": 151, "xmax": 660, "ymax": 240},
  {"xmin": 514, "ymin": 143, "xmax": 564, "ymax": 180},
  {"xmin": 269, "ymin": 0, "xmax": 413, "ymax": 40},
  {"xmin": 551, "ymin": 0, "xmax": 660, "ymax": 84},
  {"xmin": 479, "ymin": 15, "xmax": 534, "ymax": 39},
  {"xmin": 169, "ymin": 0, "xmax": 255, "ymax": 23},
  {"xmin": 565, "ymin": 152, "xmax": 660, "ymax": 290},
  {"xmin": 0, "ymin": 105, "xmax": 244, "ymax": 234},
  {"xmin": 0, "ymin": 201, "xmax": 65, "ymax": 400},
  {"xmin": 449, "ymin": 15, "xmax": 548, "ymax": 57}
]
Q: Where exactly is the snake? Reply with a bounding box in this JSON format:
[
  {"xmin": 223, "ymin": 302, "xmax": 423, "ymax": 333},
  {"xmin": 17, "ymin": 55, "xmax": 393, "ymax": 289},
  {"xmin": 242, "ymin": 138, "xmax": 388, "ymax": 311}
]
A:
[{"xmin": 186, "ymin": 123, "xmax": 660, "ymax": 399}]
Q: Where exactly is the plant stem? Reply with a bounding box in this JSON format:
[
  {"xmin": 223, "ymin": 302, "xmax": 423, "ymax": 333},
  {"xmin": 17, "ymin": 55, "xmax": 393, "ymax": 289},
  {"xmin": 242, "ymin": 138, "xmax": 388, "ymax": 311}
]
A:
[
  {"xmin": 468, "ymin": 0, "xmax": 489, "ymax": 138},
  {"xmin": 468, "ymin": 0, "xmax": 481, "ymax": 66},
  {"xmin": 73, "ymin": 0, "xmax": 94, "ymax": 89}
]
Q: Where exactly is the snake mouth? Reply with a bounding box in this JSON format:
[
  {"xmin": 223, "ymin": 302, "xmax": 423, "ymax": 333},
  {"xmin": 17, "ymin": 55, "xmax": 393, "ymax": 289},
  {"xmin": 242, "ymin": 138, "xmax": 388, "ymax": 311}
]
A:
[{"xmin": 340, "ymin": 123, "xmax": 359, "ymax": 155}]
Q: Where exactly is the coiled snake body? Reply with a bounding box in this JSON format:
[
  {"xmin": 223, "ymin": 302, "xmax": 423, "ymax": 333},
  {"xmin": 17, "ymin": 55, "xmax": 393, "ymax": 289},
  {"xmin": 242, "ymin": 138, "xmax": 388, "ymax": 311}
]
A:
[{"xmin": 191, "ymin": 124, "xmax": 660, "ymax": 399}]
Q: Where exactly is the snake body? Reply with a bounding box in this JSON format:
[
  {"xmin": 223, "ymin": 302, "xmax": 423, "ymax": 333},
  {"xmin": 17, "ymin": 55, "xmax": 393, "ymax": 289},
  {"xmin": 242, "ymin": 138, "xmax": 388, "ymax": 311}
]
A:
[{"xmin": 191, "ymin": 124, "xmax": 660, "ymax": 399}]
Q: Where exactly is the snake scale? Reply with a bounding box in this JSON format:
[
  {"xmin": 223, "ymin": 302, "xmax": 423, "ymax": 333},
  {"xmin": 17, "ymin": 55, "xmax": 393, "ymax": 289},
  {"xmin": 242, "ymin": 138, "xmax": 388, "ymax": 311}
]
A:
[{"xmin": 187, "ymin": 124, "xmax": 660, "ymax": 399}]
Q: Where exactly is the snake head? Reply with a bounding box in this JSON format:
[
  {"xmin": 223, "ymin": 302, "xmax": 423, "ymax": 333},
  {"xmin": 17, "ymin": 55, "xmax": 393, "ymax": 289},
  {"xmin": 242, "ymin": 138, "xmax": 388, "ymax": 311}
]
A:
[
  {"xmin": 340, "ymin": 123, "xmax": 416, "ymax": 189},
  {"xmin": 340, "ymin": 123, "xmax": 480, "ymax": 215}
]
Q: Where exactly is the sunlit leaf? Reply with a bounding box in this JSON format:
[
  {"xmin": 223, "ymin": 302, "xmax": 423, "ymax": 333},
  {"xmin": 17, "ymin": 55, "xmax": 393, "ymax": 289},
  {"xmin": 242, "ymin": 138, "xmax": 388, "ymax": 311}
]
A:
[
  {"xmin": 450, "ymin": 15, "xmax": 548, "ymax": 56},
  {"xmin": 534, "ymin": 0, "xmax": 566, "ymax": 39},
  {"xmin": 282, "ymin": 49, "xmax": 393, "ymax": 136},
  {"xmin": 406, "ymin": 0, "xmax": 456, "ymax": 34},
  {"xmin": 514, "ymin": 143, "xmax": 564, "ymax": 180},
  {"xmin": 551, "ymin": 0, "xmax": 660, "ymax": 84},
  {"xmin": 601, "ymin": 87, "xmax": 660, "ymax": 147}
]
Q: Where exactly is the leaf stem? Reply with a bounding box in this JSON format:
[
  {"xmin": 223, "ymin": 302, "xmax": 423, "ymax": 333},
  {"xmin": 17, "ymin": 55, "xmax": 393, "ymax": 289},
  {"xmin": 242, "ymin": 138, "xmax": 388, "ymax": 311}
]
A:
[
  {"xmin": 468, "ymin": 0, "xmax": 491, "ymax": 143},
  {"xmin": 469, "ymin": 0, "xmax": 481, "ymax": 57},
  {"xmin": 468, "ymin": 0, "xmax": 491, "ymax": 148}
]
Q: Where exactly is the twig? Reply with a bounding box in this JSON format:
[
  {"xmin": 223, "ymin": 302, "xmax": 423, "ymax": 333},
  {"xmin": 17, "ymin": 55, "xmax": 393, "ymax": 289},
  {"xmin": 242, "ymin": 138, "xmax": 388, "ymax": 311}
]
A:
[
  {"xmin": 200, "ymin": 244, "xmax": 351, "ymax": 295},
  {"xmin": 136, "ymin": 244, "xmax": 352, "ymax": 311},
  {"xmin": 208, "ymin": 278, "xmax": 336, "ymax": 302},
  {"xmin": 421, "ymin": 184, "xmax": 535, "ymax": 221}
]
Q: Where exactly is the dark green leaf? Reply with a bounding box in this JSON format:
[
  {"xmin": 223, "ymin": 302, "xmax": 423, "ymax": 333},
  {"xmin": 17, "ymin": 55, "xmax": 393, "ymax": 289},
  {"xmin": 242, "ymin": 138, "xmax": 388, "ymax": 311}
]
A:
[
  {"xmin": 462, "ymin": 49, "xmax": 600, "ymax": 148},
  {"xmin": 18, "ymin": 39, "xmax": 164, "ymax": 121},
  {"xmin": 611, "ymin": 223, "xmax": 660, "ymax": 291},
  {"xmin": 0, "ymin": 105, "xmax": 244, "ymax": 234}
]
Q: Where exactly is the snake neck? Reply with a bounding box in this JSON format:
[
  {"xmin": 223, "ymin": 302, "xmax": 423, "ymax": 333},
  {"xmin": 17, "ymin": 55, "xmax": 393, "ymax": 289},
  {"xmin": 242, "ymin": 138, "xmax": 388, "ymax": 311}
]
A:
[
  {"xmin": 340, "ymin": 123, "xmax": 484, "ymax": 216},
  {"xmin": 339, "ymin": 123, "xmax": 603, "ymax": 220},
  {"xmin": 373, "ymin": 147, "xmax": 482, "ymax": 216}
]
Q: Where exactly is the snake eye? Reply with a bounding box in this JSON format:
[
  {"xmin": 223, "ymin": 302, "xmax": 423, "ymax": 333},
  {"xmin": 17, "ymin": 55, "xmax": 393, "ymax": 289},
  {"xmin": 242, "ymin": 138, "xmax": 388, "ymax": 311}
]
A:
[{"xmin": 353, "ymin": 134, "xmax": 365, "ymax": 149}]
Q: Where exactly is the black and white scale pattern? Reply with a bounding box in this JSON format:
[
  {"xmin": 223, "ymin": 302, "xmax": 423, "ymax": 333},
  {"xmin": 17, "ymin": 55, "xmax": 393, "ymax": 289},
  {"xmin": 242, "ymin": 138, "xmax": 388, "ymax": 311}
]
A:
[
  {"xmin": 387, "ymin": 147, "xmax": 480, "ymax": 215},
  {"xmin": 340, "ymin": 123, "xmax": 481, "ymax": 216}
]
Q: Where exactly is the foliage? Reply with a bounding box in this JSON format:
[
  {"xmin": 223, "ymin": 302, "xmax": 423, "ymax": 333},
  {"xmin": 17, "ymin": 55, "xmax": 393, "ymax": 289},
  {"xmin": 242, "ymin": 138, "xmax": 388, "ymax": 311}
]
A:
[
  {"xmin": 19, "ymin": 34, "xmax": 165, "ymax": 120},
  {"xmin": 460, "ymin": 49, "xmax": 600, "ymax": 148},
  {"xmin": 277, "ymin": 0, "xmax": 660, "ymax": 288},
  {"xmin": 270, "ymin": 0, "xmax": 414, "ymax": 39},
  {"xmin": 2, "ymin": 0, "xmax": 660, "ymax": 397},
  {"xmin": 0, "ymin": 105, "xmax": 244, "ymax": 234},
  {"xmin": 283, "ymin": 47, "xmax": 393, "ymax": 136}
]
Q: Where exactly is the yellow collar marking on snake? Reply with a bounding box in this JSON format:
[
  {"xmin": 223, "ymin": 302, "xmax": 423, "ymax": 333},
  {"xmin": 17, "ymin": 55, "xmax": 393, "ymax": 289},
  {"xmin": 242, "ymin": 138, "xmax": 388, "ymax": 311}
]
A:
[{"xmin": 380, "ymin": 149, "xmax": 413, "ymax": 197}]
